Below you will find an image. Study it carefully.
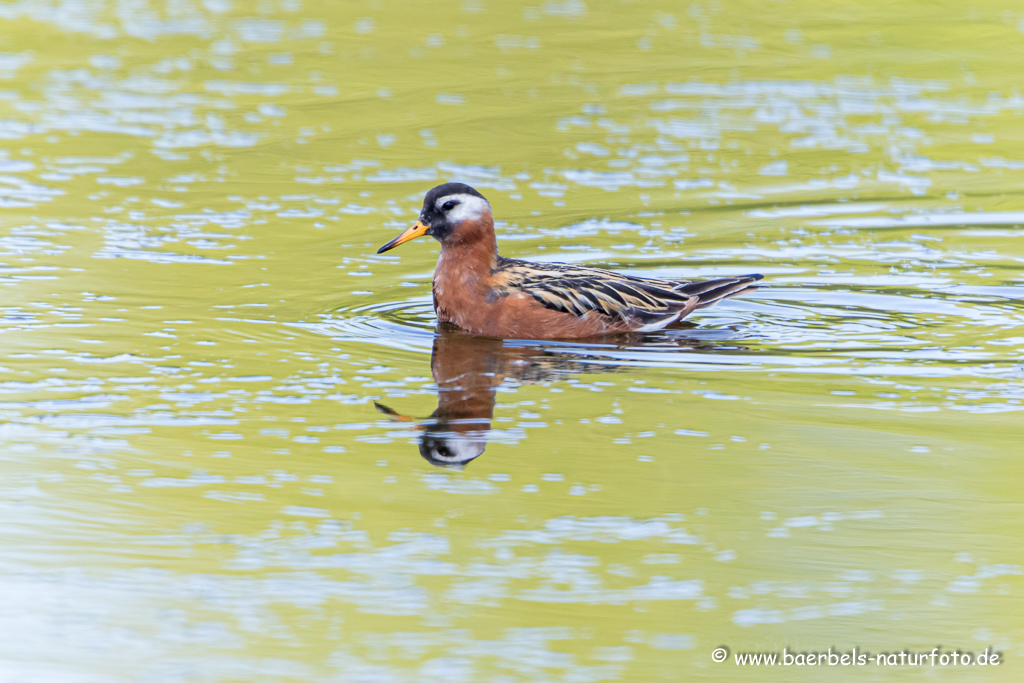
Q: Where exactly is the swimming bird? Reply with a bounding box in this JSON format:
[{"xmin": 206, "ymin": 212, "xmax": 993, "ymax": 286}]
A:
[{"xmin": 377, "ymin": 182, "xmax": 762, "ymax": 339}]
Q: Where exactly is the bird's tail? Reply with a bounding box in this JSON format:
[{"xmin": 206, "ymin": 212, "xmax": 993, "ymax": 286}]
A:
[{"xmin": 675, "ymin": 274, "xmax": 763, "ymax": 309}]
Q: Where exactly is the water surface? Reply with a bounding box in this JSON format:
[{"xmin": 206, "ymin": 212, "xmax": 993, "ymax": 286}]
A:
[{"xmin": 1, "ymin": 1, "xmax": 1023, "ymax": 681}]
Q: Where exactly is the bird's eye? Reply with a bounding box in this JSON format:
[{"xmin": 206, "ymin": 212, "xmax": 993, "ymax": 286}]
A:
[{"xmin": 442, "ymin": 199, "xmax": 459, "ymax": 211}]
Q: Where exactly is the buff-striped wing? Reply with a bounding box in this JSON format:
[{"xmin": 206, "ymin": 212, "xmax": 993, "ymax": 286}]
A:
[{"xmin": 492, "ymin": 259, "xmax": 696, "ymax": 326}]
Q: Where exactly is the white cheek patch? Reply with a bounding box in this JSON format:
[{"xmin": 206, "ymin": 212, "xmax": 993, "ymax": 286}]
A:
[
  {"xmin": 425, "ymin": 436, "xmax": 486, "ymax": 465},
  {"xmin": 435, "ymin": 193, "xmax": 489, "ymax": 223}
]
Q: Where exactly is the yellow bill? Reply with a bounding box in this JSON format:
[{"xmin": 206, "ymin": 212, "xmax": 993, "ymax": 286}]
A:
[{"xmin": 377, "ymin": 220, "xmax": 430, "ymax": 253}]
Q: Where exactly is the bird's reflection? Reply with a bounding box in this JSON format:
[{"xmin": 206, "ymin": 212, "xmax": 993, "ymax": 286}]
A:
[
  {"xmin": 376, "ymin": 330, "xmax": 586, "ymax": 467},
  {"xmin": 376, "ymin": 327, "xmax": 733, "ymax": 468}
]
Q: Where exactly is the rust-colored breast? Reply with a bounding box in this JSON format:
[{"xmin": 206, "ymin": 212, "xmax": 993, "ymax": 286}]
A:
[{"xmin": 435, "ymin": 273, "xmax": 615, "ymax": 339}]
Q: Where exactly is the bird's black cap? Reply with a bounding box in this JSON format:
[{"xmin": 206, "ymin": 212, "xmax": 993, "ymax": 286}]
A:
[
  {"xmin": 423, "ymin": 182, "xmax": 486, "ymax": 207},
  {"xmin": 419, "ymin": 182, "xmax": 488, "ymax": 227}
]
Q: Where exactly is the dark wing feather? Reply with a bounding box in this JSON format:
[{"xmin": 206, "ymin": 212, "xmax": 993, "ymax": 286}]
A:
[
  {"xmin": 493, "ymin": 258, "xmax": 695, "ymax": 326},
  {"xmin": 675, "ymin": 274, "xmax": 764, "ymax": 308}
]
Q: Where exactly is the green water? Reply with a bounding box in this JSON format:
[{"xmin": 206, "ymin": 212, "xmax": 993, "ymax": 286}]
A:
[{"xmin": 1, "ymin": 1, "xmax": 1023, "ymax": 681}]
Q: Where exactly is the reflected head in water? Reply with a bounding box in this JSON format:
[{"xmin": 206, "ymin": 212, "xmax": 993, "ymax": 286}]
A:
[
  {"xmin": 375, "ymin": 399, "xmax": 488, "ymax": 467},
  {"xmin": 375, "ymin": 328, "xmax": 604, "ymax": 468},
  {"xmin": 375, "ymin": 330, "xmax": 515, "ymax": 468},
  {"xmin": 375, "ymin": 327, "xmax": 736, "ymax": 468}
]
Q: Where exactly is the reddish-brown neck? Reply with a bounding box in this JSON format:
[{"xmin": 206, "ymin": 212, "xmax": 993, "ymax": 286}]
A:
[
  {"xmin": 432, "ymin": 212, "xmax": 503, "ymax": 332},
  {"xmin": 437, "ymin": 213, "xmax": 498, "ymax": 273}
]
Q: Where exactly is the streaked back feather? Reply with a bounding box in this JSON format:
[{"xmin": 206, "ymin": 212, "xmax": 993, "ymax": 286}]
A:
[{"xmin": 491, "ymin": 257, "xmax": 762, "ymax": 327}]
